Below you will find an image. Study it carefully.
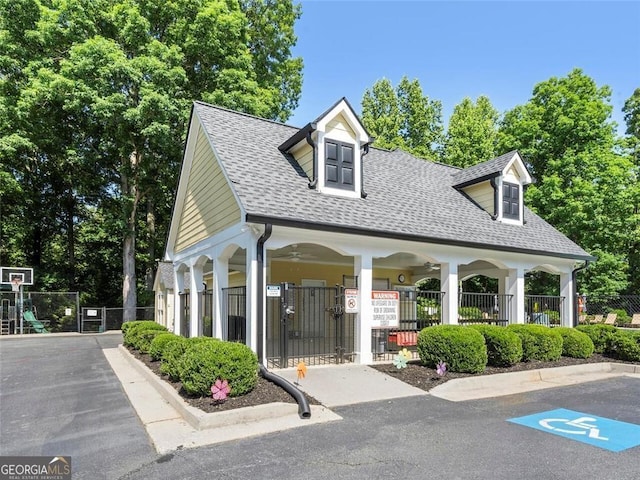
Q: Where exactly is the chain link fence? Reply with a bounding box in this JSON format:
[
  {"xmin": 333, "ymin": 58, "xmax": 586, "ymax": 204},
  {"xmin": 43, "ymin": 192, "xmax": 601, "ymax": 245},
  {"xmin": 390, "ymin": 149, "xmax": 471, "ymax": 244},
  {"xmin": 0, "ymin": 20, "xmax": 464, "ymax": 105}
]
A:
[{"xmin": 1, "ymin": 289, "xmax": 154, "ymax": 334}]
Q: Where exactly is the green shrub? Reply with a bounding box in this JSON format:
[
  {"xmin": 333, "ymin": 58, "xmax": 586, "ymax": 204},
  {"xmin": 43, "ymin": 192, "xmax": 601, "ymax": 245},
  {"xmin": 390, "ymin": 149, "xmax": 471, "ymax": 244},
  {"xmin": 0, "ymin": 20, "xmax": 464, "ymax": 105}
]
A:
[
  {"xmin": 458, "ymin": 307, "xmax": 483, "ymax": 319},
  {"xmin": 123, "ymin": 321, "xmax": 166, "ymax": 347},
  {"xmin": 543, "ymin": 310, "xmax": 561, "ymax": 324},
  {"xmin": 160, "ymin": 336, "xmax": 189, "ymax": 380},
  {"xmin": 417, "ymin": 325, "xmax": 487, "ymax": 374},
  {"xmin": 469, "ymin": 324, "xmax": 523, "ymax": 366},
  {"xmin": 575, "ymin": 324, "xmax": 618, "ymax": 353},
  {"xmin": 134, "ymin": 329, "xmax": 169, "ymax": 353},
  {"xmin": 148, "ymin": 333, "xmax": 178, "ymax": 360},
  {"xmin": 121, "ymin": 320, "xmax": 146, "ymax": 333},
  {"xmin": 179, "ymin": 340, "xmax": 258, "ymax": 397},
  {"xmin": 607, "ymin": 330, "xmax": 640, "ymax": 361},
  {"xmin": 506, "ymin": 324, "xmax": 563, "ymax": 361},
  {"xmin": 554, "ymin": 327, "xmax": 594, "ymax": 358}
]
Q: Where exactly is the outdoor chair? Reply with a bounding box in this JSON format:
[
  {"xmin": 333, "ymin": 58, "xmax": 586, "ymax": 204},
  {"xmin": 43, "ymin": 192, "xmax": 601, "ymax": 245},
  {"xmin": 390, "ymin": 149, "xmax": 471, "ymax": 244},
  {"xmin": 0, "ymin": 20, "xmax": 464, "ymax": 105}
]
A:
[
  {"xmin": 631, "ymin": 313, "xmax": 640, "ymax": 327},
  {"xmin": 578, "ymin": 314, "xmax": 587, "ymax": 324},
  {"xmin": 604, "ymin": 313, "xmax": 617, "ymax": 325},
  {"xmin": 590, "ymin": 314, "xmax": 604, "ymax": 324}
]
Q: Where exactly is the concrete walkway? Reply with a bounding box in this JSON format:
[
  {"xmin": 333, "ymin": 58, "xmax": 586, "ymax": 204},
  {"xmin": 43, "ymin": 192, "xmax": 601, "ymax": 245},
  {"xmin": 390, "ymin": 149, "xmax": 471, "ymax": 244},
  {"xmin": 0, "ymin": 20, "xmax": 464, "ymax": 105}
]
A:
[
  {"xmin": 273, "ymin": 363, "xmax": 427, "ymax": 407},
  {"xmin": 104, "ymin": 346, "xmax": 341, "ymax": 454}
]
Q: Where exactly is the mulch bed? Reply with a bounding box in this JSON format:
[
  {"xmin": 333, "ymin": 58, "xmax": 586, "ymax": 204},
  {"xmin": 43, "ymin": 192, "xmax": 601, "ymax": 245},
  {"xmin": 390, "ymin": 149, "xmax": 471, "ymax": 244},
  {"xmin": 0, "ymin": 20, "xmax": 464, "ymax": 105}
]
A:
[
  {"xmin": 128, "ymin": 347, "xmax": 637, "ymax": 414},
  {"xmin": 371, "ymin": 353, "xmax": 639, "ymax": 391},
  {"xmin": 128, "ymin": 348, "xmax": 320, "ymax": 414}
]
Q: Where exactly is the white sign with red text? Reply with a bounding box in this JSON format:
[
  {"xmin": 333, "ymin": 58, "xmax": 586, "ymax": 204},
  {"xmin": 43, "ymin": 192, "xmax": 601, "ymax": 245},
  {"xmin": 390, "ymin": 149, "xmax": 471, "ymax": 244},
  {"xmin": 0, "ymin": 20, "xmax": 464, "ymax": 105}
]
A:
[{"xmin": 371, "ymin": 290, "xmax": 400, "ymax": 328}]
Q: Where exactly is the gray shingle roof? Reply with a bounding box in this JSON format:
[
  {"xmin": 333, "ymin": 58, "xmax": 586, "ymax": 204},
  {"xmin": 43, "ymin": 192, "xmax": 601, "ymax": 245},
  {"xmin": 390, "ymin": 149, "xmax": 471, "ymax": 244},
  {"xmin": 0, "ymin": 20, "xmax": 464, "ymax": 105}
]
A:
[
  {"xmin": 451, "ymin": 151, "xmax": 519, "ymax": 186},
  {"xmin": 193, "ymin": 102, "xmax": 592, "ymax": 261}
]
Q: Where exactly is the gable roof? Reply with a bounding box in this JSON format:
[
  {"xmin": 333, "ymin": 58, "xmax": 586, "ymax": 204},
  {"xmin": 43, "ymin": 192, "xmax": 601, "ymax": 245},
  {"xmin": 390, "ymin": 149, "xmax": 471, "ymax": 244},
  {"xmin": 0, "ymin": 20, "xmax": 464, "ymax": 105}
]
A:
[
  {"xmin": 452, "ymin": 151, "xmax": 522, "ymax": 187},
  {"xmin": 191, "ymin": 101, "xmax": 593, "ymax": 261}
]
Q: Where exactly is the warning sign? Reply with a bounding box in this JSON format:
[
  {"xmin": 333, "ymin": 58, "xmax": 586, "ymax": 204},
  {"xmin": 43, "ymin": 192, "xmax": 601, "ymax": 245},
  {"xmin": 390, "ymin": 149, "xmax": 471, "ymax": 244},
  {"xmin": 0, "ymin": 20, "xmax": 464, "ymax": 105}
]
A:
[
  {"xmin": 371, "ymin": 291, "xmax": 399, "ymax": 329},
  {"xmin": 344, "ymin": 288, "xmax": 359, "ymax": 313}
]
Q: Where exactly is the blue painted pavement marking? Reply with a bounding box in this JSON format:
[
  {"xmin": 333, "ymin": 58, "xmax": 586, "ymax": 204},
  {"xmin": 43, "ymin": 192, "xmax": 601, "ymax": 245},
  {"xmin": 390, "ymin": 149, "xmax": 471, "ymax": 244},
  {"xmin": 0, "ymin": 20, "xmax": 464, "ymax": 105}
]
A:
[{"xmin": 508, "ymin": 408, "xmax": 640, "ymax": 452}]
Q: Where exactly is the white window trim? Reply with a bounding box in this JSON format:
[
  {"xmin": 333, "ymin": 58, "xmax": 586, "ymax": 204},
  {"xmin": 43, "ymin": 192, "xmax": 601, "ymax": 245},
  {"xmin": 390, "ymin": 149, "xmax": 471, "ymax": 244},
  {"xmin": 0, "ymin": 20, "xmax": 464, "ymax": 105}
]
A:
[{"xmin": 498, "ymin": 176, "xmax": 523, "ymax": 226}]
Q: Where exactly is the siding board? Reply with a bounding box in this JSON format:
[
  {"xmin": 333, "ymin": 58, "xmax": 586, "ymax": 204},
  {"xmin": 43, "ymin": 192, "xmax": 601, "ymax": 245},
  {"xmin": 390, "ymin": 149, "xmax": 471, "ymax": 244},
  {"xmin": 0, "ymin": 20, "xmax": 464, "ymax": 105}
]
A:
[{"xmin": 175, "ymin": 127, "xmax": 241, "ymax": 252}]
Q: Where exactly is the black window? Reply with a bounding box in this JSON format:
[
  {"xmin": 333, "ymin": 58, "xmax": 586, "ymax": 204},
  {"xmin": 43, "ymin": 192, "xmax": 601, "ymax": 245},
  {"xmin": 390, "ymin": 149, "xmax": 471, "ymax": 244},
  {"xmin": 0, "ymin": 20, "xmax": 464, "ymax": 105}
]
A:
[
  {"xmin": 325, "ymin": 140, "xmax": 354, "ymax": 190},
  {"xmin": 502, "ymin": 182, "xmax": 520, "ymax": 220}
]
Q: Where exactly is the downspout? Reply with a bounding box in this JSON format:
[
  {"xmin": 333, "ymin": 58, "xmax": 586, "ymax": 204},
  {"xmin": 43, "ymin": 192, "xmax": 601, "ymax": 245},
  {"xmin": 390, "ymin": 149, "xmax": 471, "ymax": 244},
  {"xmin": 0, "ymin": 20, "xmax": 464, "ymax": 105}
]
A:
[
  {"xmin": 489, "ymin": 177, "xmax": 499, "ymax": 220},
  {"xmin": 571, "ymin": 261, "xmax": 590, "ymax": 327},
  {"xmin": 307, "ymin": 131, "xmax": 318, "ymax": 189},
  {"xmin": 256, "ymin": 223, "xmax": 272, "ymax": 363},
  {"xmin": 255, "ymin": 223, "xmax": 311, "ymax": 419},
  {"xmin": 361, "ymin": 143, "xmax": 369, "ymax": 198}
]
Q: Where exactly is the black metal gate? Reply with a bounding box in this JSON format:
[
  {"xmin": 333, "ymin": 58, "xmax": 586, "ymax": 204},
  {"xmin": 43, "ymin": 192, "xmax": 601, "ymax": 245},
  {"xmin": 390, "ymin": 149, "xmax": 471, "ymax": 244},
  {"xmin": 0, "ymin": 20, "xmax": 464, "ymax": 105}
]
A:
[{"xmin": 266, "ymin": 283, "xmax": 355, "ymax": 368}]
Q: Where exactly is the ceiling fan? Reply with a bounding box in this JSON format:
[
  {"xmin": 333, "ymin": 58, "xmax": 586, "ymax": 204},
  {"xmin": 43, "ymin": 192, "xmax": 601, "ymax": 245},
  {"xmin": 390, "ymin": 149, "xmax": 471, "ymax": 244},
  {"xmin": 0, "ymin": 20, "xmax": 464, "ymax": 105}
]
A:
[
  {"xmin": 273, "ymin": 244, "xmax": 316, "ymax": 262},
  {"xmin": 422, "ymin": 262, "xmax": 441, "ymax": 272}
]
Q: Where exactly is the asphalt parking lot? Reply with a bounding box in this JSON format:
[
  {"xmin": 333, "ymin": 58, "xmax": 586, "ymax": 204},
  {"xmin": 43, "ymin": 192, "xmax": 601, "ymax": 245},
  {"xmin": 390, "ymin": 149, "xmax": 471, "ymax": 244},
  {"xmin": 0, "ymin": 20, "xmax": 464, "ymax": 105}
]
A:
[{"xmin": 2, "ymin": 334, "xmax": 639, "ymax": 480}]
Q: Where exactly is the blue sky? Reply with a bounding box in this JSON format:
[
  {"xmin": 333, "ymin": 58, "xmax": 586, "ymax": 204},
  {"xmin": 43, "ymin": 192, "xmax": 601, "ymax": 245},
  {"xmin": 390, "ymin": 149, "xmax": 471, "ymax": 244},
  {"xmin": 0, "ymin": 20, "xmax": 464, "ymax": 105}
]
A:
[{"xmin": 288, "ymin": 1, "xmax": 640, "ymax": 135}]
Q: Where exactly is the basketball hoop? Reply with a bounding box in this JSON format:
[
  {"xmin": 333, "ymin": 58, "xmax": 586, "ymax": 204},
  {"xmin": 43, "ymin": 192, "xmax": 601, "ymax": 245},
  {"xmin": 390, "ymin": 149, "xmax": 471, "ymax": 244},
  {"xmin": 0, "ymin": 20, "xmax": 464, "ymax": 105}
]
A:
[{"xmin": 11, "ymin": 277, "xmax": 22, "ymax": 292}]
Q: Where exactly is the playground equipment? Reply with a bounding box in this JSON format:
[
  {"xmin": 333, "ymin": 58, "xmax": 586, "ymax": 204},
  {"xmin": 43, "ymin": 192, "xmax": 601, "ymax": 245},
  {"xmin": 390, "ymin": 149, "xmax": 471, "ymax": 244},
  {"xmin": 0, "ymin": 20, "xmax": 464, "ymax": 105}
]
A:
[{"xmin": 0, "ymin": 266, "xmax": 49, "ymax": 334}]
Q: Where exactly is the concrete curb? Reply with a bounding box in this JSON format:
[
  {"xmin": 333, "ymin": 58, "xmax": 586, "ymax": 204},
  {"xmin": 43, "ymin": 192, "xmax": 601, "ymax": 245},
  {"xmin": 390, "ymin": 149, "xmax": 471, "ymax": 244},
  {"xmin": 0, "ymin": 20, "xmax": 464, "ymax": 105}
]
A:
[{"xmin": 429, "ymin": 362, "xmax": 640, "ymax": 402}]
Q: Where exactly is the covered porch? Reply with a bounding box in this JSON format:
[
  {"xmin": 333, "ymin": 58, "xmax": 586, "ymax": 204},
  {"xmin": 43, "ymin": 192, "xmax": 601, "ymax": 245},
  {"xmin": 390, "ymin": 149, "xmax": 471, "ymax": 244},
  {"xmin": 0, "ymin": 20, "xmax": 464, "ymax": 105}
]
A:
[{"xmin": 164, "ymin": 223, "xmax": 578, "ymax": 366}]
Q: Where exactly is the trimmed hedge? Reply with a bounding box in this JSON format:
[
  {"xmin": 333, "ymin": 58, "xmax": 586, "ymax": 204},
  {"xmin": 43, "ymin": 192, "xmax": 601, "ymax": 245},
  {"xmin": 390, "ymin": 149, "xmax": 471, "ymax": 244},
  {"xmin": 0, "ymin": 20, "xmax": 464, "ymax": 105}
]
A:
[
  {"xmin": 149, "ymin": 333, "xmax": 179, "ymax": 360},
  {"xmin": 469, "ymin": 324, "xmax": 523, "ymax": 366},
  {"xmin": 575, "ymin": 324, "xmax": 618, "ymax": 353},
  {"xmin": 123, "ymin": 321, "xmax": 167, "ymax": 348},
  {"xmin": 417, "ymin": 325, "xmax": 487, "ymax": 373},
  {"xmin": 608, "ymin": 330, "xmax": 640, "ymax": 361},
  {"xmin": 179, "ymin": 340, "xmax": 258, "ymax": 397},
  {"xmin": 554, "ymin": 327, "xmax": 594, "ymax": 359},
  {"xmin": 159, "ymin": 336, "xmax": 189, "ymax": 380},
  {"xmin": 134, "ymin": 329, "xmax": 169, "ymax": 353},
  {"xmin": 506, "ymin": 324, "xmax": 563, "ymax": 361},
  {"xmin": 121, "ymin": 320, "xmax": 148, "ymax": 334}
]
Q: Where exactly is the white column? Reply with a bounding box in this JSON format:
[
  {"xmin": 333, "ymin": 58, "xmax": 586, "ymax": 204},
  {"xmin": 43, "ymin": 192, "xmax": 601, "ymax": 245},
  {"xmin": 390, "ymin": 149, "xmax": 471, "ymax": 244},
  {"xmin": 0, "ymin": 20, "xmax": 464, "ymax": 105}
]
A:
[
  {"xmin": 213, "ymin": 257, "xmax": 229, "ymax": 339},
  {"xmin": 173, "ymin": 268, "xmax": 185, "ymax": 335},
  {"xmin": 354, "ymin": 254, "xmax": 373, "ymax": 364},
  {"xmin": 441, "ymin": 262, "xmax": 458, "ymax": 325},
  {"xmin": 505, "ymin": 268, "xmax": 525, "ymax": 324},
  {"xmin": 189, "ymin": 263, "xmax": 204, "ymax": 337},
  {"xmin": 560, "ymin": 272, "xmax": 573, "ymax": 327},
  {"xmin": 245, "ymin": 239, "xmax": 258, "ymax": 353}
]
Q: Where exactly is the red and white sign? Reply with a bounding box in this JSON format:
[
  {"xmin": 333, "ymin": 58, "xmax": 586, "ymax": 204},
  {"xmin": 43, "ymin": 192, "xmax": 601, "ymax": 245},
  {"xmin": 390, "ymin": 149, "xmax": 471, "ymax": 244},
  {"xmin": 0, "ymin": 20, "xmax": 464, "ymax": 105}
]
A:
[
  {"xmin": 371, "ymin": 290, "xmax": 400, "ymax": 329},
  {"xmin": 344, "ymin": 288, "xmax": 359, "ymax": 313}
]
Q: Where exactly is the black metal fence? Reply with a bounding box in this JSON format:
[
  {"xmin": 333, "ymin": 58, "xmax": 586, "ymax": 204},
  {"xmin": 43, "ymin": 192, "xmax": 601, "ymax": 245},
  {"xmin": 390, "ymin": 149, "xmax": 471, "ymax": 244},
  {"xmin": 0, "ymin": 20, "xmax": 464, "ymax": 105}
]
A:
[
  {"xmin": 372, "ymin": 290, "xmax": 444, "ymax": 361},
  {"xmin": 266, "ymin": 284, "xmax": 356, "ymax": 368},
  {"xmin": 222, "ymin": 286, "xmax": 246, "ymax": 343},
  {"xmin": 525, "ymin": 295, "xmax": 564, "ymax": 327},
  {"xmin": 458, "ymin": 293, "xmax": 512, "ymax": 326}
]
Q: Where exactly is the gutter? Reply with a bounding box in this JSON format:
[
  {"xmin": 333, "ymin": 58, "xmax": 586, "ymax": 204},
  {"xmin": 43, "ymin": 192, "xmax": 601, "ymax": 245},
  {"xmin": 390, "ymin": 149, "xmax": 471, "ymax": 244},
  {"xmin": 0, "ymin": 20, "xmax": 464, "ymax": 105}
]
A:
[
  {"xmin": 254, "ymin": 223, "xmax": 311, "ymax": 419},
  {"xmin": 571, "ymin": 261, "xmax": 590, "ymax": 327},
  {"xmin": 245, "ymin": 213, "xmax": 596, "ymax": 263}
]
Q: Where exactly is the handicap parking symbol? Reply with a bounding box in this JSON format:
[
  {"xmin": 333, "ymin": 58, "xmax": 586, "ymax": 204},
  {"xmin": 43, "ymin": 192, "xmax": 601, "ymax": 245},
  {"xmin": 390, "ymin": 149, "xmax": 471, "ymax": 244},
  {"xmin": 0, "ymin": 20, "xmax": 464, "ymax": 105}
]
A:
[{"xmin": 508, "ymin": 408, "xmax": 640, "ymax": 452}]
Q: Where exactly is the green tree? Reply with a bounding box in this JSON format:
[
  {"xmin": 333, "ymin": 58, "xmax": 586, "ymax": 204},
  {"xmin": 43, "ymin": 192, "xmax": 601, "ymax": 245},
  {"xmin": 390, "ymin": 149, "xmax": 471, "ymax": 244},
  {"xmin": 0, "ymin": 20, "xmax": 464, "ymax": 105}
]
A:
[
  {"xmin": 622, "ymin": 88, "xmax": 640, "ymax": 294},
  {"xmin": 442, "ymin": 95, "xmax": 499, "ymax": 168},
  {"xmin": 361, "ymin": 76, "xmax": 443, "ymax": 159},
  {"xmin": 0, "ymin": 0, "xmax": 302, "ymax": 315},
  {"xmin": 499, "ymin": 69, "xmax": 633, "ymax": 296}
]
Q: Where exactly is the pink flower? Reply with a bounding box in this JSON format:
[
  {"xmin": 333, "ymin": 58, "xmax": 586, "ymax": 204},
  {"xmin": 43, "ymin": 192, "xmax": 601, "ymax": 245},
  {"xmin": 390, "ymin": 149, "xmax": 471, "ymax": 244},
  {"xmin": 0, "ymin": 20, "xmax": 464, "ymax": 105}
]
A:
[{"xmin": 211, "ymin": 379, "xmax": 231, "ymax": 401}]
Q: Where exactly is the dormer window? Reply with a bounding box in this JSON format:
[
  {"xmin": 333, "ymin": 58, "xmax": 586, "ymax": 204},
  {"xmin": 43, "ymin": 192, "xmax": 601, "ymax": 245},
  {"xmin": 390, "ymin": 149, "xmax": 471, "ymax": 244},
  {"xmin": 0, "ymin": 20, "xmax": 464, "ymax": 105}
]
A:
[
  {"xmin": 502, "ymin": 182, "xmax": 520, "ymax": 220},
  {"xmin": 278, "ymin": 98, "xmax": 372, "ymax": 200},
  {"xmin": 325, "ymin": 140, "xmax": 354, "ymax": 190}
]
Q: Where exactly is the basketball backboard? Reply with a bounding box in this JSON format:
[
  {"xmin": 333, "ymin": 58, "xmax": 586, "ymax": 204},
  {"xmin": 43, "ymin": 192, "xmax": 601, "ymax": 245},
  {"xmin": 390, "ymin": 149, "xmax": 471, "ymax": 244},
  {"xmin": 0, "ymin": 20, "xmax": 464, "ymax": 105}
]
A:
[{"xmin": 0, "ymin": 267, "xmax": 34, "ymax": 286}]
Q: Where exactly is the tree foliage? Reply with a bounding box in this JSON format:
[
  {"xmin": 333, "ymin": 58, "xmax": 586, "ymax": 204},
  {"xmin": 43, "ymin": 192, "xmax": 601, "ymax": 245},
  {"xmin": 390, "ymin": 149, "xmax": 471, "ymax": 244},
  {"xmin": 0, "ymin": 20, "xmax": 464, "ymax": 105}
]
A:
[
  {"xmin": 361, "ymin": 76, "xmax": 443, "ymax": 159},
  {"xmin": 500, "ymin": 69, "xmax": 635, "ymax": 295},
  {"xmin": 0, "ymin": 0, "xmax": 302, "ymax": 311},
  {"xmin": 441, "ymin": 95, "xmax": 499, "ymax": 168}
]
